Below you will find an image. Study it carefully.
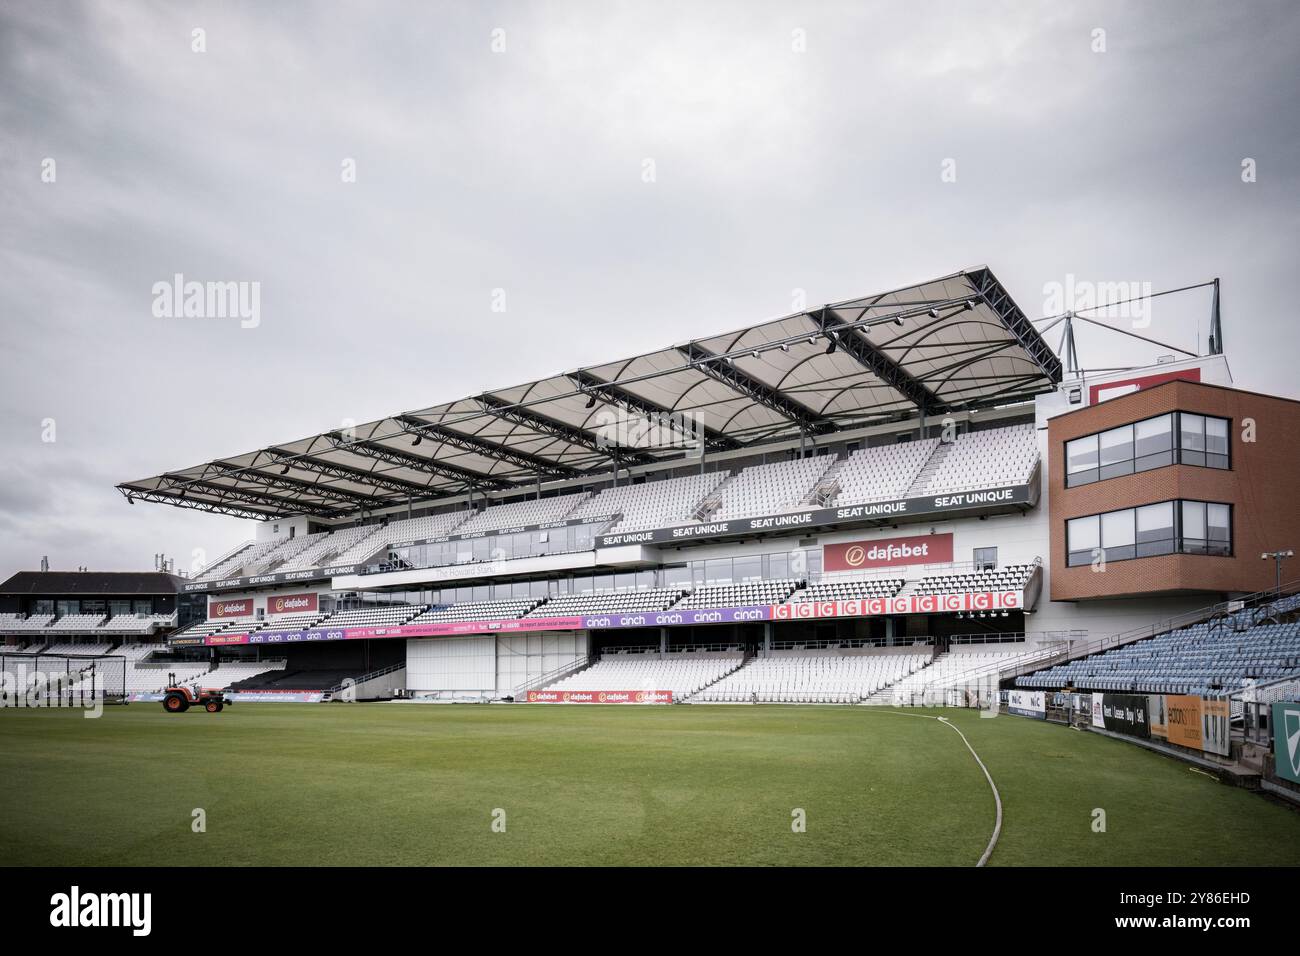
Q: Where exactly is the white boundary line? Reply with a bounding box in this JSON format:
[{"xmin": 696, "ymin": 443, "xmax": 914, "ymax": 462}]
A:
[{"xmin": 872, "ymin": 710, "xmax": 1003, "ymax": 867}]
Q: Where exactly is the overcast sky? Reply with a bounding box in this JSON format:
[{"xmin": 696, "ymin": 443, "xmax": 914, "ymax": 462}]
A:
[{"xmin": 1, "ymin": 0, "xmax": 1296, "ymax": 576}]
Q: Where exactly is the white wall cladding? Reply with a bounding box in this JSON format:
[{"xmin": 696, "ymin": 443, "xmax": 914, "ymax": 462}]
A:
[
  {"xmin": 404, "ymin": 631, "xmax": 588, "ymax": 697},
  {"xmin": 406, "ymin": 636, "xmax": 496, "ymax": 694},
  {"xmin": 496, "ymin": 631, "xmax": 587, "ymax": 696}
]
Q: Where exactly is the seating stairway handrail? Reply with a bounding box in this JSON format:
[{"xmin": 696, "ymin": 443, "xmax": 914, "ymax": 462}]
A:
[{"xmin": 1058, "ymin": 579, "xmax": 1300, "ymax": 667}]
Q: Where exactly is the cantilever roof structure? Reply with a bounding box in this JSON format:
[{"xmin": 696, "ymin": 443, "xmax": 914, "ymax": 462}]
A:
[{"xmin": 118, "ymin": 266, "xmax": 1062, "ymax": 520}]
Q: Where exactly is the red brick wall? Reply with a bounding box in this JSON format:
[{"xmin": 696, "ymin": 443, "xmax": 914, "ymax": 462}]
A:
[{"xmin": 1048, "ymin": 380, "xmax": 1300, "ymax": 600}]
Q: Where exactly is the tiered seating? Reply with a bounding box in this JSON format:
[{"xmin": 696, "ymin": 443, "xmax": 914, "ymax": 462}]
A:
[
  {"xmin": 543, "ymin": 651, "xmax": 744, "ymax": 699},
  {"xmin": 40, "ymin": 641, "xmax": 115, "ymax": 657},
  {"xmin": 326, "ymin": 525, "xmax": 392, "ymax": 565},
  {"xmin": 316, "ymin": 604, "xmax": 427, "ymax": 629},
  {"xmin": 1018, "ymin": 619, "xmax": 1300, "ymax": 695},
  {"xmin": 922, "ymin": 424, "xmax": 1038, "ymax": 494},
  {"xmin": 568, "ymin": 473, "xmax": 727, "ymax": 532},
  {"xmin": 455, "ymin": 492, "xmax": 590, "ymax": 535},
  {"xmin": 101, "ymin": 614, "xmax": 166, "ymax": 634},
  {"xmin": 1, "ymin": 641, "xmax": 46, "ymax": 654},
  {"xmin": 834, "ymin": 440, "xmax": 938, "ymax": 505},
  {"xmin": 0, "ymin": 613, "xmax": 55, "ymax": 631},
  {"xmin": 232, "ymin": 668, "xmax": 357, "ymax": 692},
  {"xmin": 371, "ymin": 511, "xmax": 468, "ymax": 545},
  {"xmin": 126, "ymin": 662, "xmax": 210, "ymax": 694},
  {"xmin": 241, "ymin": 534, "xmax": 322, "ymax": 574},
  {"xmin": 674, "ymin": 579, "xmax": 801, "ymax": 609},
  {"xmin": 913, "ymin": 565, "xmax": 1035, "ymax": 595},
  {"xmin": 275, "ymin": 525, "xmax": 381, "ymax": 571},
  {"xmin": 249, "ymin": 613, "xmax": 326, "ymax": 632},
  {"xmin": 45, "ymin": 614, "xmax": 107, "ymax": 632},
  {"xmin": 197, "ymin": 538, "xmax": 285, "ymax": 580},
  {"xmin": 115, "ymin": 643, "xmax": 163, "ymax": 661},
  {"xmin": 696, "ymin": 650, "xmax": 929, "ymax": 703},
  {"xmin": 711, "ymin": 457, "xmax": 834, "ymax": 520},
  {"xmin": 169, "ymin": 620, "xmax": 239, "ymax": 640},
  {"xmin": 204, "ymin": 659, "xmax": 288, "ymax": 686},
  {"xmin": 878, "ymin": 647, "xmax": 1054, "ymax": 703},
  {"xmin": 788, "ymin": 577, "xmax": 906, "ymax": 602},
  {"xmin": 527, "ymin": 587, "xmax": 687, "ymax": 618},
  {"xmin": 408, "ymin": 599, "xmax": 540, "ymax": 624}
]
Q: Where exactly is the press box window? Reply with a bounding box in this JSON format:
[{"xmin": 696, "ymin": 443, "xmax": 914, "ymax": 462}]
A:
[
  {"xmin": 1133, "ymin": 415, "xmax": 1174, "ymax": 471},
  {"xmin": 1066, "ymin": 515, "xmax": 1100, "ymax": 567},
  {"xmin": 1066, "ymin": 499, "xmax": 1231, "ymax": 566},
  {"xmin": 1135, "ymin": 501, "xmax": 1175, "ymax": 557},
  {"xmin": 1066, "ymin": 434, "xmax": 1100, "ymax": 486},
  {"xmin": 1065, "ymin": 412, "xmax": 1226, "ymax": 487},
  {"xmin": 1181, "ymin": 501, "xmax": 1232, "ymax": 556},
  {"xmin": 973, "ymin": 547, "xmax": 998, "ymax": 570}
]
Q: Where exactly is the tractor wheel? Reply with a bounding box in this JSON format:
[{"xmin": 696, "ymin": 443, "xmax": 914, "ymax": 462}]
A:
[
  {"xmin": 205, "ymin": 700, "xmax": 220, "ymax": 713},
  {"xmin": 163, "ymin": 693, "xmax": 189, "ymax": 714}
]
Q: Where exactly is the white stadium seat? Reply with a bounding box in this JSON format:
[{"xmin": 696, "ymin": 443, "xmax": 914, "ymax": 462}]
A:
[
  {"xmin": 696, "ymin": 649, "xmax": 930, "ymax": 703},
  {"xmin": 541, "ymin": 650, "xmax": 745, "ymax": 699},
  {"xmin": 568, "ymin": 473, "xmax": 728, "ymax": 533},
  {"xmin": 711, "ymin": 457, "xmax": 835, "ymax": 521}
]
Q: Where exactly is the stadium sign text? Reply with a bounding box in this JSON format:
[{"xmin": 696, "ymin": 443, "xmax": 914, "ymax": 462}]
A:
[
  {"xmin": 596, "ymin": 483, "xmax": 1035, "ymax": 547},
  {"xmin": 182, "ymin": 564, "xmax": 360, "ymax": 593},
  {"xmin": 267, "ymin": 592, "xmax": 319, "ymax": 615},
  {"xmin": 208, "ymin": 598, "xmax": 253, "ymax": 618},
  {"xmin": 823, "ymin": 532, "xmax": 954, "ymax": 572},
  {"xmin": 526, "ymin": 689, "xmax": 673, "ymax": 704},
  {"xmin": 391, "ymin": 513, "xmax": 621, "ymax": 550},
  {"xmin": 1007, "ymin": 690, "xmax": 1046, "ymax": 719}
]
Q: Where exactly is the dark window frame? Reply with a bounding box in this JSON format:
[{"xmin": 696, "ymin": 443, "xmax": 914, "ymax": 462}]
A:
[
  {"xmin": 1065, "ymin": 498, "xmax": 1234, "ymax": 567},
  {"xmin": 1064, "ymin": 412, "xmax": 1231, "ymax": 488}
]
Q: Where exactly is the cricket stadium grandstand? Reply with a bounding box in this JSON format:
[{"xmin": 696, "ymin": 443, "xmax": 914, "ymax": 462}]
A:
[{"xmin": 4, "ymin": 267, "xmax": 1300, "ymax": 867}]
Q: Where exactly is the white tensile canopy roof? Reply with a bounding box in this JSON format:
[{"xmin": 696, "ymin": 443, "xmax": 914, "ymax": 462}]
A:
[{"xmin": 119, "ymin": 266, "xmax": 1061, "ymax": 520}]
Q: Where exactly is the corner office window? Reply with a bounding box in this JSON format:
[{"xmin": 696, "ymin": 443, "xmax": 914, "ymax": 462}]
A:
[
  {"xmin": 1065, "ymin": 412, "xmax": 1227, "ymax": 487},
  {"xmin": 1135, "ymin": 501, "xmax": 1175, "ymax": 558},
  {"xmin": 1066, "ymin": 499, "xmax": 1231, "ymax": 567},
  {"xmin": 1180, "ymin": 501, "xmax": 1232, "ymax": 556}
]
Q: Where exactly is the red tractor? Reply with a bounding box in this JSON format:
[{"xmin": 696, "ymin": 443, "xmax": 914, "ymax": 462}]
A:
[{"xmin": 162, "ymin": 684, "xmax": 231, "ymax": 713}]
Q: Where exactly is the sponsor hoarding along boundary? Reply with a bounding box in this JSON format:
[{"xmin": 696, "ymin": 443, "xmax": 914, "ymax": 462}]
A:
[
  {"xmin": 1007, "ymin": 690, "xmax": 1045, "ymax": 719},
  {"xmin": 1099, "ymin": 693, "xmax": 1151, "ymax": 739},
  {"xmin": 526, "ymin": 690, "xmax": 673, "ymax": 704},
  {"xmin": 1274, "ymin": 701, "xmax": 1300, "ymax": 785},
  {"xmin": 1164, "ymin": 695, "xmax": 1230, "ymax": 756}
]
